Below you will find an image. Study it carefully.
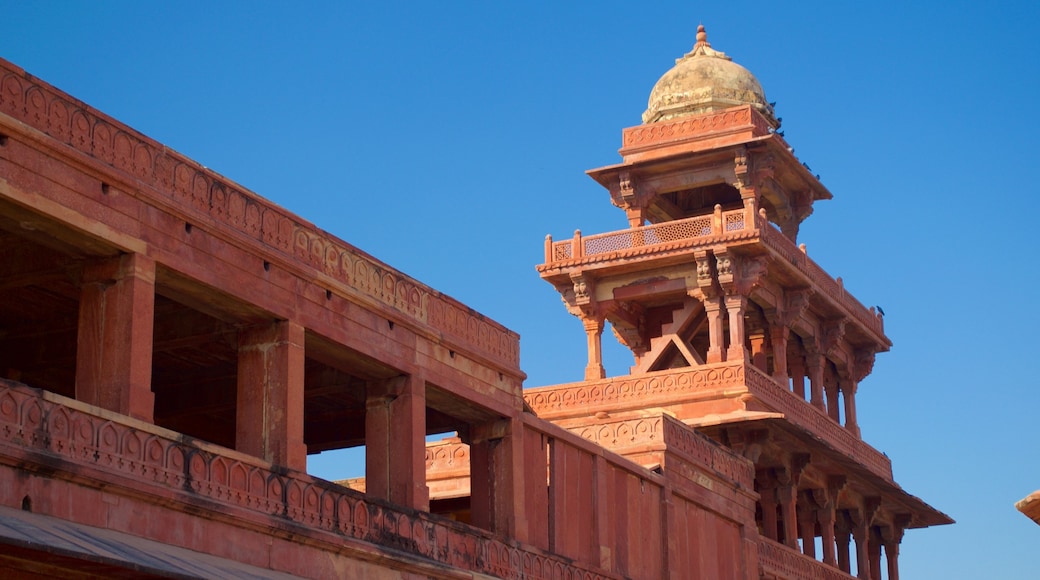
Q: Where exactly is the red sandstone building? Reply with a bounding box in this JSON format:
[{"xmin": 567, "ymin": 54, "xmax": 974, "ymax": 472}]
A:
[{"xmin": 0, "ymin": 27, "xmax": 948, "ymax": 579}]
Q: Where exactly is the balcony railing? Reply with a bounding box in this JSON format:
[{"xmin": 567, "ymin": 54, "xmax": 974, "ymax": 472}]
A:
[
  {"xmin": 541, "ymin": 209, "xmax": 885, "ymax": 342},
  {"xmin": 546, "ymin": 207, "xmax": 749, "ymax": 262},
  {"xmin": 744, "ymin": 365, "xmax": 893, "ymax": 481},
  {"xmin": 525, "ymin": 362, "xmax": 893, "ymax": 482},
  {"xmin": 758, "ymin": 537, "xmax": 856, "ymax": 580}
]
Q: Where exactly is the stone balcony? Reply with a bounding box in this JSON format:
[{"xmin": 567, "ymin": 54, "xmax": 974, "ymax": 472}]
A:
[
  {"xmin": 538, "ymin": 208, "xmax": 887, "ymax": 347},
  {"xmin": 524, "ymin": 361, "xmax": 893, "ymax": 482}
]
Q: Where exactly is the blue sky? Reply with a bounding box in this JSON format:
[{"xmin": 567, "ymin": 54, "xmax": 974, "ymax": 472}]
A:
[{"xmin": 4, "ymin": 1, "xmax": 1039, "ymax": 577}]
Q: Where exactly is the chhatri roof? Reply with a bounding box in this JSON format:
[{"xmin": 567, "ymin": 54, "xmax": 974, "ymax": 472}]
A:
[{"xmin": 643, "ymin": 25, "xmax": 778, "ymax": 127}]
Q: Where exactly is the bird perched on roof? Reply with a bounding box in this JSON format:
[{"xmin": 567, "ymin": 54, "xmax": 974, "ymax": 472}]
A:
[{"xmin": 876, "ymin": 305, "xmax": 886, "ymax": 316}]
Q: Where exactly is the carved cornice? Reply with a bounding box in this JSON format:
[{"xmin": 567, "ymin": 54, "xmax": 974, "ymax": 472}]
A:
[{"xmin": 0, "ymin": 61, "xmax": 519, "ymax": 369}]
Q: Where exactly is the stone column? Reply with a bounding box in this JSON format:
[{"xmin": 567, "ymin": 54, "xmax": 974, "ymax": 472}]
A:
[
  {"xmin": 769, "ymin": 323, "xmax": 789, "ymax": 385},
  {"xmin": 869, "ymin": 527, "xmax": 883, "ymax": 580},
  {"xmin": 882, "ymin": 521, "xmax": 907, "ymax": 580},
  {"xmin": 836, "ymin": 513, "xmax": 852, "ymax": 575},
  {"xmin": 805, "ymin": 347, "xmax": 825, "ymax": 411},
  {"xmin": 797, "ymin": 494, "xmax": 817, "ymax": 559},
  {"xmin": 819, "ymin": 500, "xmax": 837, "ymax": 566},
  {"xmin": 841, "ymin": 376, "xmax": 861, "ymax": 437},
  {"xmin": 583, "ymin": 317, "xmax": 606, "ymax": 380},
  {"xmin": 789, "ymin": 347, "xmax": 806, "ymax": 399},
  {"xmin": 76, "ymin": 253, "xmax": 156, "ymax": 422},
  {"xmin": 757, "ymin": 469, "xmax": 779, "ymax": 542},
  {"xmin": 365, "ymin": 373, "xmax": 428, "ymax": 510},
  {"xmin": 825, "ymin": 368, "xmax": 841, "ymax": 422},
  {"xmin": 778, "ymin": 482, "xmax": 799, "ymax": 549},
  {"xmin": 236, "ymin": 320, "xmax": 307, "ymax": 470},
  {"xmin": 724, "ymin": 294, "xmax": 748, "ymax": 362},
  {"xmin": 852, "ymin": 519, "xmax": 871, "ymax": 579},
  {"xmin": 705, "ymin": 296, "xmax": 725, "ymax": 363},
  {"xmin": 471, "ymin": 418, "xmax": 527, "ymax": 540}
]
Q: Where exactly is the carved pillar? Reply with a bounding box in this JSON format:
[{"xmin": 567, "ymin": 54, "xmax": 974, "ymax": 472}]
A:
[
  {"xmin": 869, "ymin": 527, "xmax": 883, "ymax": 580},
  {"xmin": 852, "ymin": 518, "xmax": 871, "ymax": 579},
  {"xmin": 582, "ymin": 316, "xmax": 606, "ymax": 380},
  {"xmin": 704, "ymin": 296, "xmax": 725, "ymax": 363},
  {"xmin": 841, "ymin": 375, "xmax": 861, "ymax": 436},
  {"xmin": 778, "ymin": 481, "xmax": 799, "ymax": 549},
  {"xmin": 365, "ymin": 373, "xmax": 429, "ymax": 510},
  {"xmin": 818, "ymin": 477, "xmax": 845, "ymax": 568},
  {"xmin": 836, "ymin": 512, "xmax": 852, "ymax": 574},
  {"xmin": 805, "ymin": 345, "xmax": 826, "ymax": 411},
  {"xmin": 789, "ymin": 345, "xmax": 806, "ymax": 399},
  {"xmin": 851, "ymin": 499, "xmax": 880, "ymax": 580},
  {"xmin": 776, "ymin": 456, "xmax": 807, "ymax": 550},
  {"xmin": 724, "ymin": 294, "xmax": 748, "ymax": 361},
  {"xmin": 819, "ymin": 498, "xmax": 837, "ymax": 566},
  {"xmin": 757, "ymin": 469, "xmax": 780, "ymax": 542},
  {"xmin": 797, "ymin": 492, "xmax": 817, "ymax": 558},
  {"xmin": 237, "ymin": 320, "xmax": 307, "ymax": 470},
  {"xmin": 882, "ymin": 518, "xmax": 908, "ymax": 580},
  {"xmin": 76, "ymin": 253, "xmax": 156, "ymax": 422},
  {"xmin": 825, "ymin": 366, "xmax": 841, "ymax": 422},
  {"xmin": 769, "ymin": 321, "xmax": 789, "ymax": 385}
]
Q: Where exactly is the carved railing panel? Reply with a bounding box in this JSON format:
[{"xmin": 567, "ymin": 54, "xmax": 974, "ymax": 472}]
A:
[
  {"xmin": 545, "ymin": 210, "xmax": 747, "ymax": 266},
  {"xmin": 744, "ymin": 365, "xmax": 892, "ymax": 480},
  {"xmin": 758, "ymin": 537, "xmax": 856, "ymax": 580},
  {"xmin": 0, "ymin": 380, "xmax": 612, "ymax": 580},
  {"xmin": 0, "ymin": 61, "xmax": 518, "ymax": 368},
  {"xmin": 758, "ymin": 225, "xmax": 884, "ymax": 340},
  {"xmin": 524, "ymin": 363, "xmax": 746, "ymax": 418}
]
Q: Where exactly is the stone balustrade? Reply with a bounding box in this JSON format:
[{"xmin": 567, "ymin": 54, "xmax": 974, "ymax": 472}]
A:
[
  {"xmin": 525, "ymin": 362, "xmax": 893, "ymax": 482},
  {"xmin": 545, "ymin": 207, "xmax": 749, "ymax": 263},
  {"xmin": 0, "ymin": 379, "xmax": 613, "ymax": 580},
  {"xmin": 758, "ymin": 537, "xmax": 856, "ymax": 580},
  {"xmin": 525, "ymin": 362, "xmax": 747, "ymax": 419},
  {"xmin": 539, "ymin": 208, "xmax": 885, "ymax": 344},
  {"xmin": 744, "ymin": 365, "xmax": 893, "ymax": 481}
]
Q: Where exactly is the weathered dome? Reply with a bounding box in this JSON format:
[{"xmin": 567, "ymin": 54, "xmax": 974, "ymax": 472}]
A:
[{"xmin": 642, "ymin": 25, "xmax": 776, "ymax": 126}]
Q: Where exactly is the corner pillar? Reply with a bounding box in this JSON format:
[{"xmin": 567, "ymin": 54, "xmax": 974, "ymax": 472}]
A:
[
  {"xmin": 841, "ymin": 376, "xmax": 861, "ymax": 436},
  {"xmin": 757, "ymin": 470, "xmax": 780, "ymax": 542},
  {"xmin": 724, "ymin": 294, "xmax": 748, "ymax": 361},
  {"xmin": 76, "ymin": 253, "xmax": 156, "ymax": 422},
  {"xmin": 836, "ymin": 512, "xmax": 852, "ymax": 574},
  {"xmin": 768, "ymin": 321, "xmax": 789, "ymax": 385},
  {"xmin": 797, "ymin": 492, "xmax": 817, "ymax": 559},
  {"xmin": 582, "ymin": 316, "xmax": 606, "ymax": 380},
  {"xmin": 705, "ymin": 296, "xmax": 725, "ymax": 363},
  {"xmin": 805, "ymin": 347, "xmax": 826, "ymax": 411},
  {"xmin": 365, "ymin": 373, "xmax": 429, "ymax": 510},
  {"xmin": 236, "ymin": 320, "xmax": 307, "ymax": 470}
]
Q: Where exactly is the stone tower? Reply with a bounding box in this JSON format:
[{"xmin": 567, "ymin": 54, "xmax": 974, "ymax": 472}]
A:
[{"xmin": 526, "ymin": 25, "xmax": 951, "ymax": 579}]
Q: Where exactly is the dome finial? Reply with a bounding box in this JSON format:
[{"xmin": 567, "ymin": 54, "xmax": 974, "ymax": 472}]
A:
[
  {"xmin": 679, "ymin": 23, "xmax": 729, "ymax": 63},
  {"xmin": 696, "ymin": 24, "xmax": 708, "ymax": 46}
]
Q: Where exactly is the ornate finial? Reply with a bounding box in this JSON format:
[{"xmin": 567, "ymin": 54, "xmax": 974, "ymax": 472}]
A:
[{"xmin": 679, "ymin": 23, "xmax": 730, "ymax": 63}]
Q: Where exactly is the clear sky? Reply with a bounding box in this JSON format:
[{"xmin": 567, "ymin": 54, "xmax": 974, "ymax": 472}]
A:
[{"xmin": 3, "ymin": 1, "xmax": 1039, "ymax": 577}]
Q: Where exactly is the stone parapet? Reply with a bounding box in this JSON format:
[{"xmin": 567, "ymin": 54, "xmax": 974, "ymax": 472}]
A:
[
  {"xmin": 758, "ymin": 537, "xmax": 856, "ymax": 580},
  {"xmin": 0, "ymin": 379, "xmax": 614, "ymax": 579},
  {"xmin": 743, "ymin": 365, "xmax": 894, "ymax": 481},
  {"xmin": 0, "ymin": 59, "xmax": 519, "ymax": 371},
  {"xmin": 525, "ymin": 363, "xmax": 747, "ymax": 420}
]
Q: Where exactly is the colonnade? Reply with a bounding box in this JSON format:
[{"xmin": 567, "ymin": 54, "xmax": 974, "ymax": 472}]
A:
[
  {"xmin": 757, "ymin": 464, "xmax": 907, "ymax": 579},
  {"xmin": 70, "ymin": 251, "xmax": 526, "ymax": 536}
]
